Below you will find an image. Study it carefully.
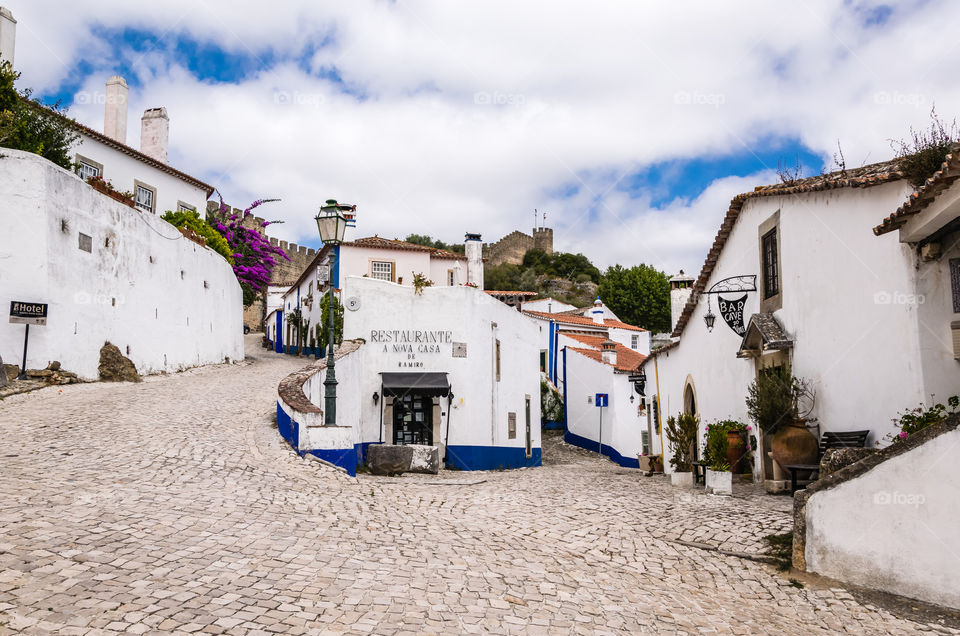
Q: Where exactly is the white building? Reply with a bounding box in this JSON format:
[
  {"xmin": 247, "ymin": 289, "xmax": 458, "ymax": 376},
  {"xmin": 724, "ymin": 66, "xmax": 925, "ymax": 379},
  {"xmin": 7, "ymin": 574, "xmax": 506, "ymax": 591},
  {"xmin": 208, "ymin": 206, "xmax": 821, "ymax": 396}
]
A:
[
  {"xmin": 643, "ymin": 159, "xmax": 960, "ymax": 482},
  {"xmin": 69, "ymin": 76, "xmax": 213, "ymax": 216},
  {"xmin": 269, "ymin": 235, "xmax": 472, "ymax": 354},
  {"xmin": 520, "ymin": 297, "xmax": 577, "ymax": 314},
  {"xmin": 0, "ymin": 150, "xmax": 242, "ymax": 379},
  {"xmin": 275, "ymin": 277, "xmax": 542, "ymax": 474}
]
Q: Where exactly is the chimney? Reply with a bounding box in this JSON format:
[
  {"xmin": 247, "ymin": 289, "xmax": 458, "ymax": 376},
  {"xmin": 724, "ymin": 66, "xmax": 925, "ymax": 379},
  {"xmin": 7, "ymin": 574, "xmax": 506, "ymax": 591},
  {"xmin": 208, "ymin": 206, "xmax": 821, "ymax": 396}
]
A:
[
  {"xmin": 601, "ymin": 339, "xmax": 617, "ymax": 366},
  {"xmin": 465, "ymin": 233, "xmax": 483, "ymax": 289},
  {"xmin": 140, "ymin": 107, "xmax": 169, "ymax": 163},
  {"xmin": 591, "ymin": 297, "xmax": 605, "ymax": 325},
  {"xmin": 103, "ymin": 76, "xmax": 129, "ymax": 143},
  {"xmin": 0, "ymin": 7, "xmax": 16, "ymax": 67},
  {"xmin": 669, "ymin": 270, "xmax": 695, "ymax": 332}
]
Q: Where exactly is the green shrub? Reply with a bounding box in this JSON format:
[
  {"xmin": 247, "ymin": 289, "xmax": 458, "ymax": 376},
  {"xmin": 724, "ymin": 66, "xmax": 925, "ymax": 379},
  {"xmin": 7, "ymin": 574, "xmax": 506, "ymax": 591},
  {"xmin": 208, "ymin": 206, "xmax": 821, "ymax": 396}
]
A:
[
  {"xmin": 161, "ymin": 209, "xmax": 234, "ymax": 264},
  {"xmin": 665, "ymin": 412, "xmax": 698, "ymax": 472}
]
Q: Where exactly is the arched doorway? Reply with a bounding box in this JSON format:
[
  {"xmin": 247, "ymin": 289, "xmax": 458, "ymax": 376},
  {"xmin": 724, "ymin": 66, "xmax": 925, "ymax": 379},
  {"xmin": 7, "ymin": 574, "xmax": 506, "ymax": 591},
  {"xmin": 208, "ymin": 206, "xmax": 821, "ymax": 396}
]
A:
[{"xmin": 683, "ymin": 380, "xmax": 697, "ymax": 417}]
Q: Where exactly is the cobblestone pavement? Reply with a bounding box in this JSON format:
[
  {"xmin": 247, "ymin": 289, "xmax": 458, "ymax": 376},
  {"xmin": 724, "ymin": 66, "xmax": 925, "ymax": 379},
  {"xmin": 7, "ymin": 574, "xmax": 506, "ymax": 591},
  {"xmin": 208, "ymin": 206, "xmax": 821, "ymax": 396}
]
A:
[{"xmin": 0, "ymin": 338, "xmax": 956, "ymax": 635}]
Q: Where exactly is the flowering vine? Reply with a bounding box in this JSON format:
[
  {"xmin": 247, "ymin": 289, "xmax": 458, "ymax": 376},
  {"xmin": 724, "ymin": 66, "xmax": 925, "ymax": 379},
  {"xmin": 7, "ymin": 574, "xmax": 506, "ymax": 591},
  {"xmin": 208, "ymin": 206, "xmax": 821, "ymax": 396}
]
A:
[{"xmin": 208, "ymin": 194, "xmax": 290, "ymax": 306}]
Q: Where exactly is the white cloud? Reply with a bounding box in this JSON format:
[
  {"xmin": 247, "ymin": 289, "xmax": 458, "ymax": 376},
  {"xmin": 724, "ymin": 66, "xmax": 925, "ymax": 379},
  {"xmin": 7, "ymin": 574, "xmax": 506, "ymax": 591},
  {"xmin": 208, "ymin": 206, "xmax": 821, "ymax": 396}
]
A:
[{"xmin": 5, "ymin": 0, "xmax": 960, "ymax": 275}]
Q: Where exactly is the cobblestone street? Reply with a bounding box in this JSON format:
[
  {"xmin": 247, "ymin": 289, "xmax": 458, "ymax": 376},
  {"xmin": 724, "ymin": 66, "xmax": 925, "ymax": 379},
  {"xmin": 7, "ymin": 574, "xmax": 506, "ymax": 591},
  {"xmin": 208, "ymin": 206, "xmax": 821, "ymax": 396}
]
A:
[{"xmin": 0, "ymin": 339, "xmax": 956, "ymax": 635}]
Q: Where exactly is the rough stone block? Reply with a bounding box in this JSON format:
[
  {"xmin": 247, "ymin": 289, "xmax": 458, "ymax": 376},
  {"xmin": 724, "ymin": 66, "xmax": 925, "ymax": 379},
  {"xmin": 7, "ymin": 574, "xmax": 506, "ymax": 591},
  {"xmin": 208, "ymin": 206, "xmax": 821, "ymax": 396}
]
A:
[
  {"xmin": 819, "ymin": 448, "xmax": 877, "ymax": 478},
  {"xmin": 408, "ymin": 445, "xmax": 440, "ymax": 475},
  {"xmin": 98, "ymin": 343, "xmax": 142, "ymax": 383},
  {"xmin": 367, "ymin": 444, "xmax": 440, "ymax": 476}
]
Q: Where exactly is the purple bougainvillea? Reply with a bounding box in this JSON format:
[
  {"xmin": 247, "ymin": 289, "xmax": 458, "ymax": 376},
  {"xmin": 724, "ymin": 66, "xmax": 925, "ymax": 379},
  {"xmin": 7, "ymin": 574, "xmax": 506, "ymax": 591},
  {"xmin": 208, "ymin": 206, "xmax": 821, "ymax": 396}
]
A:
[{"xmin": 208, "ymin": 194, "xmax": 290, "ymax": 305}]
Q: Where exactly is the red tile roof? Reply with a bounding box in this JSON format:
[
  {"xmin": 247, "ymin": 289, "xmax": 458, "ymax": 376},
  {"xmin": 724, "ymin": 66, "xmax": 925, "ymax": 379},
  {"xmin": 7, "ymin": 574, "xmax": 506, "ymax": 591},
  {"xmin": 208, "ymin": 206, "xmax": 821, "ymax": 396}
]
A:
[
  {"xmin": 523, "ymin": 310, "xmax": 647, "ymax": 332},
  {"xmin": 348, "ymin": 236, "xmax": 466, "ymax": 260},
  {"xmin": 874, "ymin": 146, "xmax": 960, "ymax": 236},
  {"xmin": 671, "ymin": 160, "xmax": 904, "ymax": 339},
  {"xmin": 567, "ymin": 344, "xmax": 647, "ymax": 373},
  {"xmin": 485, "ymin": 290, "xmax": 538, "ymax": 296}
]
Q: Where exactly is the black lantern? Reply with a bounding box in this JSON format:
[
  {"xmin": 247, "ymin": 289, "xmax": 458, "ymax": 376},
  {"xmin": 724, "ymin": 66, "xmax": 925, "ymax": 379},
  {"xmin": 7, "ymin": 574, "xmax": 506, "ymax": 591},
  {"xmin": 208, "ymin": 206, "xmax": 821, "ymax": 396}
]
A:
[
  {"xmin": 704, "ymin": 308, "xmax": 716, "ymax": 332},
  {"xmin": 315, "ymin": 199, "xmax": 352, "ymax": 245}
]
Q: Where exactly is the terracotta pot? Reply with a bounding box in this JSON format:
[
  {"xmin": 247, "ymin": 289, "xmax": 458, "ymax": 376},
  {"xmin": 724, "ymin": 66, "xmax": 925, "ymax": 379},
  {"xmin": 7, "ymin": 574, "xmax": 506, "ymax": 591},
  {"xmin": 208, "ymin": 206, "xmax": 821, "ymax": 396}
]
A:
[
  {"xmin": 770, "ymin": 422, "xmax": 818, "ymax": 471},
  {"xmin": 726, "ymin": 430, "xmax": 746, "ymax": 473}
]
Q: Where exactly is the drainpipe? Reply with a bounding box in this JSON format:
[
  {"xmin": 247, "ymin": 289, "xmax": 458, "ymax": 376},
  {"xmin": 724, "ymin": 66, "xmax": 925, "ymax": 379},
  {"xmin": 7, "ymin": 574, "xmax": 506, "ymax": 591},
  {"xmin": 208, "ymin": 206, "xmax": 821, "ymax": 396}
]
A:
[{"xmin": 654, "ymin": 357, "xmax": 665, "ymax": 462}]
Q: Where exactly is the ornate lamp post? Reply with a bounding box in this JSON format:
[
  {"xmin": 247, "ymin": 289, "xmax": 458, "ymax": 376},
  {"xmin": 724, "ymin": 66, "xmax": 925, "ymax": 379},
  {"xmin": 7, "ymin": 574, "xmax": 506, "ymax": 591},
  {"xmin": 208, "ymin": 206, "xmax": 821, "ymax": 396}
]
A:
[{"xmin": 315, "ymin": 199, "xmax": 354, "ymax": 426}]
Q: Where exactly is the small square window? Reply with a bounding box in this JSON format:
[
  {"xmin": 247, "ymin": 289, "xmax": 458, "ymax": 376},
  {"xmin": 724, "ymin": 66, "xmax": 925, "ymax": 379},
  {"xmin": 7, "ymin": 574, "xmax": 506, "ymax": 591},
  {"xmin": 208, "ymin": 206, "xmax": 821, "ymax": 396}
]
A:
[
  {"xmin": 78, "ymin": 233, "xmax": 92, "ymax": 252},
  {"xmin": 76, "ymin": 161, "xmax": 100, "ymax": 180},
  {"xmin": 371, "ymin": 261, "xmax": 393, "ymax": 281},
  {"xmin": 135, "ymin": 183, "xmax": 156, "ymax": 214}
]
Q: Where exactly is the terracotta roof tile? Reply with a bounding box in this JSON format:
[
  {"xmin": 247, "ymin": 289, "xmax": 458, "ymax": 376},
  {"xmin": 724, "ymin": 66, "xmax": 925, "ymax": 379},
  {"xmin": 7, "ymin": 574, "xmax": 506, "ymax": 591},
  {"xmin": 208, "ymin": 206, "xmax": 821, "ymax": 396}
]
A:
[
  {"xmin": 523, "ymin": 310, "xmax": 647, "ymax": 332},
  {"xmin": 671, "ymin": 160, "xmax": 905, "ymax": 339},
  {"xmin": 485, "ymin": 290, "xmax": 538, "ymax": 296},
  {"xmin": 873, "ymin": 145, "xmax": 960, "ymax": 236},
  {"xmin": 349, "ymin": 236, "xmax": 466, "ymax": 260},
  {"xmin": 567, "ymin": 344, "xmax": 647, "ymax": 373}
]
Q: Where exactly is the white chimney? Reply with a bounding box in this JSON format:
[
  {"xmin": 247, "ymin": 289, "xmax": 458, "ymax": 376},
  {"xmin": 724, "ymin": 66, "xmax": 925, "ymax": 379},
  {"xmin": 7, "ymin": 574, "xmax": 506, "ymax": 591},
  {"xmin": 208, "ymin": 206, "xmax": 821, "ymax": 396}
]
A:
[
  {"xmin": 669, "ymin": 270, "xmax": 695, "ymax": 332},
  {"xmin": 103, "ymin": 76, "xmax": 129, "ymax": 144},
  {"xmin": 140, "ymin": 107, "xmax": 169, "ymax": 163},
  {"xmin": 591, "ymin": 297, "xmax": 605, "ymax": 325},
  {"xmin": 0, "ymin": 7, "xmax": 16, "ymax": 67},
  {"xmin": 465, "ymin": 233, "xmax": 484, "ymax": 289},
  {"xmin": 601, "ymin": 339, "xmax": 617, "ymax": 366}
]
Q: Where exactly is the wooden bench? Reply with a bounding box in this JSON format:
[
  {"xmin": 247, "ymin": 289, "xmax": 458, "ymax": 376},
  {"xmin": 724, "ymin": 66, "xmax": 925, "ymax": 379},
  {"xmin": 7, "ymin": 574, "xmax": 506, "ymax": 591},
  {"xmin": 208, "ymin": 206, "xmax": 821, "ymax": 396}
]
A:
[{"xmin": 784, "ymin": 430, "xmax": 870, "ymax": 493}]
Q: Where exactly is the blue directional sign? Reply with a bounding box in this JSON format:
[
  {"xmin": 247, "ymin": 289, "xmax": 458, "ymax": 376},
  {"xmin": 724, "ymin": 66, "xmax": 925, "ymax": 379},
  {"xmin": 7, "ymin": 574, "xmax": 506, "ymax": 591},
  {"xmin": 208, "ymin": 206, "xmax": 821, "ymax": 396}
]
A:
[{"xmin": 595, "ymin": 393, "xmax": 608, "ymax": 407}]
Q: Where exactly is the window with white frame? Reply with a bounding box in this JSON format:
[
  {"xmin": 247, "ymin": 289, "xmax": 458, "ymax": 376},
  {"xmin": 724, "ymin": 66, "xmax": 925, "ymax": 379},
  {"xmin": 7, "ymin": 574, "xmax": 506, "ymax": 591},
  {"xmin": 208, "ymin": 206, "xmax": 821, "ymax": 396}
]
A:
[
  {"xmin": 177, "ymin": 201, "xmax": 196, "ymax": 213},
  {"xmin": 76, "ymin": 160, "xmax": 100, "ymax": 180},
  {"xmin": 135, "ymin": 183, "xmax": 156, "ymax": 213},
  {"xmin": 631, "ymin": 334, "xmax": 639, "ymax": 349},
  {"xmin": 371, "ymin": 261, "xmax": 394, "ymax": 281}
]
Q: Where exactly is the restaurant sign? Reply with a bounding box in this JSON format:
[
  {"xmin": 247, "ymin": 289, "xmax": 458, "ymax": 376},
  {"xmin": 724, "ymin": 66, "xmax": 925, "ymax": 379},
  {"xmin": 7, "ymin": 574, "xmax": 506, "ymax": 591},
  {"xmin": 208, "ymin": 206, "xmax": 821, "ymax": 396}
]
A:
[{"xmin": 371, "ymin": 329, "xmax": 454, "ymax": 368}]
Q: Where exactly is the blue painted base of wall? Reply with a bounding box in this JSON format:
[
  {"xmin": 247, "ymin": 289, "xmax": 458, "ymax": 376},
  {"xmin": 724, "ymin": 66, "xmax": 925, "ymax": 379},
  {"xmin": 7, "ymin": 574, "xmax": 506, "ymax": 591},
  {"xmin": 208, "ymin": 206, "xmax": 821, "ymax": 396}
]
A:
[
  {"xmin": 564, "ymin": 429, "xmax": 640, "ymax": 469},
  {"xmin": 276, "ymin": 402, "xmax": 357, "ymax": 476},
  {"xmin": 543, "ymin": 420, "xmax": 563, "ymax": 430},
  {"xmin": 445, "ymin": 445, "xmax": 542, "ymax": 471}
]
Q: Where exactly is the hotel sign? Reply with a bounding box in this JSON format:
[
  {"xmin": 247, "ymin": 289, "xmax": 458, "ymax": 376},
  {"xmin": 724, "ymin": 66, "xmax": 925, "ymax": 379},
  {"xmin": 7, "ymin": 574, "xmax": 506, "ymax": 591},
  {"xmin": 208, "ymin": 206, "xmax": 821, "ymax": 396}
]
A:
[{"xmin": 9, "ymin": 301, "xmax": 48, "ymax": 326}]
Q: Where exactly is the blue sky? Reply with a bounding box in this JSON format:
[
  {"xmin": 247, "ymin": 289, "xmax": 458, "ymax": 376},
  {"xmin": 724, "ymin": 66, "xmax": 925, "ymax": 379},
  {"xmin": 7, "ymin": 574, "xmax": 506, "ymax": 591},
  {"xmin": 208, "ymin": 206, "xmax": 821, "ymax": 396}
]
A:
[{"xmin": 6, "ymin": 0, "xmax": 953, "ymax": 272}]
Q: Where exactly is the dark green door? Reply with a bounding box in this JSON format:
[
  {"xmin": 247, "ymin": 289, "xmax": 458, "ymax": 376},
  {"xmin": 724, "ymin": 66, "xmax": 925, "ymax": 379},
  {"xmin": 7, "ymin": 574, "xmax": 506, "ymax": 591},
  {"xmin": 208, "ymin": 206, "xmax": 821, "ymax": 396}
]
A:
[{"xmin": 393, "ymin": 394, "xmax": 433, "ymax": 445}]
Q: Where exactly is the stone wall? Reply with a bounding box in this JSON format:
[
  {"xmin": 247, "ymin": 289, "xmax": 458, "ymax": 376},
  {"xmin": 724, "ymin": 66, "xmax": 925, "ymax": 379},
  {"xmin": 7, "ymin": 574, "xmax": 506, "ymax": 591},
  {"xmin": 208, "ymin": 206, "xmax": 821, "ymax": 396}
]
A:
[{"xmin": 483, "ymin": 227, "xmax": 553, "ymax": 267}]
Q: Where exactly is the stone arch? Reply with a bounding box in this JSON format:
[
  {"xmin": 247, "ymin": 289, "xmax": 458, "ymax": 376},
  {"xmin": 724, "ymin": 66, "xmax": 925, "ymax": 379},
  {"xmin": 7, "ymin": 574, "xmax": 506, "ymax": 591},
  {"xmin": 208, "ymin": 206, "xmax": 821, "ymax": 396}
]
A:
[{"xmin": 683, "ymin": 375, "xmax": 698, "ymax": 417}]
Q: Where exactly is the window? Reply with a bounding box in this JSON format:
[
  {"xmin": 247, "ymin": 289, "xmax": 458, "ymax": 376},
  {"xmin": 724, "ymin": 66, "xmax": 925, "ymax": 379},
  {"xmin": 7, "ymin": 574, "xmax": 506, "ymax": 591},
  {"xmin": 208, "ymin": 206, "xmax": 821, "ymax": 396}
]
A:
[
  {"xmin": 762, "ymin": 228, "xmax": 779, "ymax": 299},
  {"xmin": 539, "ymin": 350, "xmax": 547, "ymax": 373},
  {"xmin": 495, "ymin": 339, "xmax": 501, "ymax": 382},
  {"xmin": 371, "ymin": 261, "xmax": 394, "ymax": 281},
  {"xmin": 76, "ymin": 160, "xmax": 100, "ymax": 180},
  {"xmin": 448, "ymin": 270, "xmax": 455, "ymax": 286},
  {"xmin": 134, "ymin": 182, "xmax": 156, "ymax": 214},
  {"xmin": 177, "ymin": 201, "xmax": 196, "ymax": 213},
  {"xmin": 951, "ymin": 258, "xmax": 960, "ymax": 313},
  {"xmin": 78, "ymin": 232, "xmax": 92, "ymax": 253},
  {"xmin": 508, "ymin": 412, "xmax": 517, "ymax": 439},
  {"xmin": 308, "ymin": 282, "xmax": 313, "ymax": 296},
  {"xmin": 631, "ymin": 334, "xmax": 639, "ymax": 349}
]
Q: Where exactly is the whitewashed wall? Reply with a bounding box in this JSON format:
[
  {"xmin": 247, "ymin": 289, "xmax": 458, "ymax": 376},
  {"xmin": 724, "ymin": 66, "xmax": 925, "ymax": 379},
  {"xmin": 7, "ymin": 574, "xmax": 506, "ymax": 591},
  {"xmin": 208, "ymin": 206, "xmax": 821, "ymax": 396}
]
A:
[
  {"xmin": 564, "ymin": 349, "xmax": 649, "ymax": 466},
  {"xmin": 522, "ymin": 298, "xmax": 576, "ymax": 313},
  {"xmin": 0, "ymin": 150, "xmax": 242, "ymax": 379},
  {"xmin": 342, "ymin": 276, "xmax": 542, "ymax": 466},
  {"xmin": 607, "ymin": 325, "xmax": 651, "ymax": 355},
  {"xmin": 914, "ymin": 227, "xmax": 960, "ymax": 406},
  {"xmin": 804, "ymin": 428, "xmax": 960, "ymax": 610},
  {"xmin": 652, "ymin": 181, "xmax": 922, "ymax": 459},
  {"xmin": 72, "ymin": 134, "xmax": 209, "ymax": 215}
]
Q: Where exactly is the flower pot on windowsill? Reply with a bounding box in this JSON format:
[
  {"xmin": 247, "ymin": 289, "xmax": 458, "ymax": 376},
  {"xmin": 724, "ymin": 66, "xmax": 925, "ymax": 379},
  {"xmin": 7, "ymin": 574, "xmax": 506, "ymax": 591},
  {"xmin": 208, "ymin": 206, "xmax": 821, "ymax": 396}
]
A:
[
  {"xmin": 671, "ymin": 471, "xmax": 694, "ymax": 488},
  {"xmin": 705, "ymin": 469, "xmax": 732, "ymax": 495}
]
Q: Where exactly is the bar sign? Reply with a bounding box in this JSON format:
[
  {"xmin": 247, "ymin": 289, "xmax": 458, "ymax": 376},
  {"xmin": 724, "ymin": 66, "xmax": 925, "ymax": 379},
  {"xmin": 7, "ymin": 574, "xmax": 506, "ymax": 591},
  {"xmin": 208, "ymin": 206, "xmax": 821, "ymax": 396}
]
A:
[{"xmin": 9, "ymin": 301, "xmax": 48, "ymax": 326}]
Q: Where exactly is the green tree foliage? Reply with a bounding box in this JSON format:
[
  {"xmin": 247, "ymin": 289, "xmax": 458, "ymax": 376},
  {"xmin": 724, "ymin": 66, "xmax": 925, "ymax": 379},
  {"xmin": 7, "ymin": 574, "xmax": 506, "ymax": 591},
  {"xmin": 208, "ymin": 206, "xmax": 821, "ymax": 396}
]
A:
[
  {"xmin": 161, "ymin": 209, "xmax": 234, "ymax": 264},
  {"xmin": 484, "ymin": 263, "xmax": 523, "ymax": 291},
  {"xmin": 317, "ymin": 293, "xmax": 344, "ymax": 350},
  {"xmin": 597, "ymin": 264, "xmax": 671, "ymax": 332},
  {"xmin": 522, "ymin": 249, "xmax": 600, "ymax": 282},
  {"xmin": 0, "ymin": 62, "xmax": 79, "ymax": 170},
  {"xmin": 404, "ymin": 234, "xmax": 465, "ymax": 254}
]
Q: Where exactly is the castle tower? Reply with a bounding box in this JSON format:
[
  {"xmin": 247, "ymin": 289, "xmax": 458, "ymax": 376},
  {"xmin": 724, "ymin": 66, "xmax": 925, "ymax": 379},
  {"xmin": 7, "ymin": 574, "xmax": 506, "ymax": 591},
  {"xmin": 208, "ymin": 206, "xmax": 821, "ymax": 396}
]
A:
[
  {"xmin": 669, "ymin": 270, "xmax": 695, "ymax": 332},
  {"xmin": 533, "ymin": 226, "xmax": 553, "ymax": 254}
]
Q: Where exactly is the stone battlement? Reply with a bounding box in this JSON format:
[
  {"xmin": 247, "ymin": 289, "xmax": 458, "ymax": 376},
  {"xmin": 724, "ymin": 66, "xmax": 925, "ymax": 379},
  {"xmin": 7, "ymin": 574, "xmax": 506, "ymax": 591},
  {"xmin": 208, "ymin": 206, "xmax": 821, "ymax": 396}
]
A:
[{"xmin": 483, "ymin": 227, "xmax": 553, "ymax": 267}]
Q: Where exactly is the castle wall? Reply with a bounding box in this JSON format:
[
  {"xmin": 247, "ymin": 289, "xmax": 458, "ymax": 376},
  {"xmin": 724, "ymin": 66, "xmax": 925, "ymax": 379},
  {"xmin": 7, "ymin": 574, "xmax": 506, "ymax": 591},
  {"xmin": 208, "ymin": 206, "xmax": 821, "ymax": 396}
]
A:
[{"xmin": 483, "ymin": 228, "xmax": 553, "ymax": 267}]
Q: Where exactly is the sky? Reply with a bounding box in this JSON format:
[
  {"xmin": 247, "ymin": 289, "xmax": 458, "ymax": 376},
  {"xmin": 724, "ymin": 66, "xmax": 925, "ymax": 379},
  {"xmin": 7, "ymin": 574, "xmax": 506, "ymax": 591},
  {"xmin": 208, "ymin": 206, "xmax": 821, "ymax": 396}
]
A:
[{"xmin": 5, "ymin": 0, "xmax": 958, "ymax": 275}]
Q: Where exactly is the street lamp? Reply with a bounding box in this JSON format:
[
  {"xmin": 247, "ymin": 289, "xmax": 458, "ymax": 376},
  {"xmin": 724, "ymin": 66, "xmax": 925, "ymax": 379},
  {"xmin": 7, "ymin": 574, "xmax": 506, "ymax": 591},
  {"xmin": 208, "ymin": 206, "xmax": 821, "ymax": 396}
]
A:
[
  {"xmin": 315, "ymin": 199, "xmax": 355, "ymax": 426},
  {"xmin": 703, "ymin": 295, "xmax": 716, "ymax": 332}
]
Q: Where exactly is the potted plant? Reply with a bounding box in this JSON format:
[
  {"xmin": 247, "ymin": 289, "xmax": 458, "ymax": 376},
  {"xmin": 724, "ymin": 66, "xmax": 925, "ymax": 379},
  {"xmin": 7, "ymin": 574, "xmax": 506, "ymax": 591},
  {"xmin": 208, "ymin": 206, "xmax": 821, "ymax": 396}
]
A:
[
  {"xmin": 704, "ymin": 423, "xmax": 732, "ymax": 495},
  {"xmin": 665, "ymin": 413, "xmax": 698, "ymax": 487},
  {"xmin": 746, "ymin": 366, "xmax": 817, "ymax": 473},
  {"xmin": 648, "ymin": 454, "xmax": 663, "ymax": 473}
]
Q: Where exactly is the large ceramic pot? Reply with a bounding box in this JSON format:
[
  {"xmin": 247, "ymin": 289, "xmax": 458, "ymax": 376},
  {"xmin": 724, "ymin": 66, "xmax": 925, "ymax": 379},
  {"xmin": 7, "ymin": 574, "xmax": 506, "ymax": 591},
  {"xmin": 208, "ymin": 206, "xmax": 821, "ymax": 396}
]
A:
[
  {"xmin": 726, "ymin": 430, "xmax": 746, "ymax": 474},
  {"xmin": 770, "ymin": 422, "xmax": 818, "ymax": 471}
]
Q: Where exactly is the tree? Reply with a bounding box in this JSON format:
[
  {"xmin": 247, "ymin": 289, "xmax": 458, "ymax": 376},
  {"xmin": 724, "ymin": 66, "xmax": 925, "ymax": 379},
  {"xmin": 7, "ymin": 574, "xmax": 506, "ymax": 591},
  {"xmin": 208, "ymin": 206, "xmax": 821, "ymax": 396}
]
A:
[
  {"xmin": 0, "ymin": 61, "xmax": 80, "ymax": 170},
  {"xmin": 484, "ymin": 263, "xmax": 522, "ymax": 290},
  {"xmin": 317, "ymin": 294, "xmax": 344, "ymax": 349},
  {"xmin": 207, "ymin": 196, "xmax": 290, "ymax": 307},
  {"xmin": 598, "ymin": 264, "xmax": 671, "ymax": 332}
]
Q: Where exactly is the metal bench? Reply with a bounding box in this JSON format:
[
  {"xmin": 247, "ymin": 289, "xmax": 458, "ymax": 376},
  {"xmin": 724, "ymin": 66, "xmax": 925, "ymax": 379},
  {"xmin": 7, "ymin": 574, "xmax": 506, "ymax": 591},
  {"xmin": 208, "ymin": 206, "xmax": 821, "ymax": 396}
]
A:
[{"xmin": 784, "ymin": 430, "xmax": 870, "ymax": 493}]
